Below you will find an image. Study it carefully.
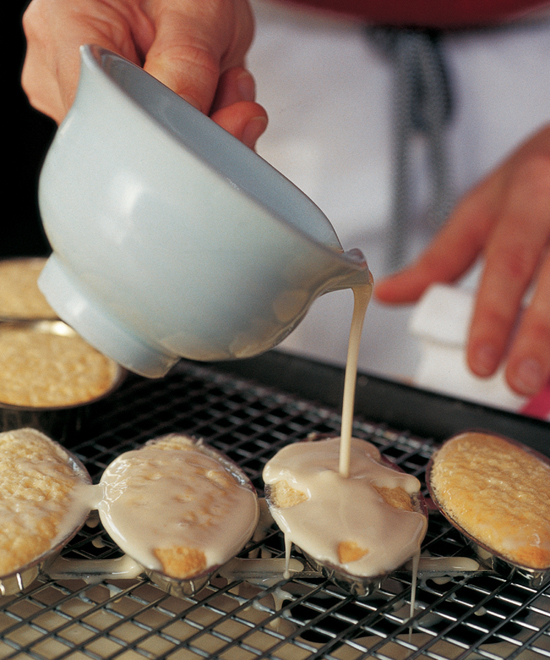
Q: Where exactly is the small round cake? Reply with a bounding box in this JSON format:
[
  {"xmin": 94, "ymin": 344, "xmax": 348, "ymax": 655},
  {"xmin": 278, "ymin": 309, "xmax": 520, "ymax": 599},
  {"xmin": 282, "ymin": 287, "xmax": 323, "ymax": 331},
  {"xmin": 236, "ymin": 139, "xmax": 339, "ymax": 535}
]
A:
[
  {"xmin": 429, "ymin": 432, "xmax": 550, "ymax": 570},
  {"xmin": 0, "ymin": 322, "xmax": 120, "ymax": 409},
  {"xmin": 98, "ymin": 434, "xmax": 260, "ymax": 580},
  {"xmin": 263, "ymin": 436, "xmax": 428, "ymax": 579},
  {"xmin": 0, "ymin": 428, "xmax": 92, "ymax": 577},
  {"xmin": 0, "ymin": 258, "xmax": 56, "ymax": 319}
]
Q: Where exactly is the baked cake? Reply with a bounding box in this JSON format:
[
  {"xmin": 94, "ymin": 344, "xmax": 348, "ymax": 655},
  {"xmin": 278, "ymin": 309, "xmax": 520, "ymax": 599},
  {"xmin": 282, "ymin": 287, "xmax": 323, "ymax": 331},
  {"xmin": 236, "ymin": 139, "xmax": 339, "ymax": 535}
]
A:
[
  {"xmin": 0, "ymin": 324, "xmax": 119, "ymax": 408},
  {"xmin": 98, "ymin": 434, "xmax": 259, "ymax": 580},
  {"xmin": 429, "ymin": 432, "xmax": 550, "ymax": 570},
  {"xmin": 0, "ymin": 258, "xmax": 56, "ymax": 319},
  {"xmin": 0, "ymin": 428, "xmax": 91, "ymax": 577},
  {"xmin": 263, "ymin": 436, "xmax": 427, "ymax": 577}
]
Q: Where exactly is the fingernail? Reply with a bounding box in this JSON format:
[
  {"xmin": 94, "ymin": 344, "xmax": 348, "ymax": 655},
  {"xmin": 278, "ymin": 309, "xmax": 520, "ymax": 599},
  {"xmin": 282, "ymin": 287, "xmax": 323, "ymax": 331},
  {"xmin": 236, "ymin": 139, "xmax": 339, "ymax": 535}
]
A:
[
  {"xmin": 237, "ymin": 71, "xmax": 256, "ymax": 102},
  {"xmin": 472, "ymin": 343, "xmax": 499, "ymax": 377},
  {"xmin": 242, "ymin": 116, "xmax": 267, "ymax": 149},
  {"xmin": 513, "ymin": 358, "xmax": 544, "ymax": 395}
]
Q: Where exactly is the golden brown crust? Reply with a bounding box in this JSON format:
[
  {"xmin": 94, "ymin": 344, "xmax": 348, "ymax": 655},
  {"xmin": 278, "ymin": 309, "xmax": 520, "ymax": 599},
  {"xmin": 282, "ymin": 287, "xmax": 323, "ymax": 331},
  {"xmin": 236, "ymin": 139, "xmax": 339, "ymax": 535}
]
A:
[
  {"xmin": 337, "ymin": 541, "xmax": 369, "ymax": 564},
  {"xmin": 268, "ymin": 479, "xmax": 308, "ymax": 508},
  {"xmin": 430, "ymin": 432, "xmax": 550, "ymax": 570},
  {"xmin": 153, "ymin": 547, "xmax": 208, "ymax": 579},
  {"xmin": 372, "ymin": 485, "xmax": 414, "ymax": 512},
  {"xmin": 0, "ymin": 328, "xmax": 118, "ymax": 407},
  {"xmin": 0, "ymin": 429, "xmax": 88, "ymax": 576}
]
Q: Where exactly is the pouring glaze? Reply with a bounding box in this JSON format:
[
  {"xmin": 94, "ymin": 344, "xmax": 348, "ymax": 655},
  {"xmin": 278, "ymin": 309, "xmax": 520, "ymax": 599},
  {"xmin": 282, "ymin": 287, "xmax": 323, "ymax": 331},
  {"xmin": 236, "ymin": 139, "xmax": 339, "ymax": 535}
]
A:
[{"xmin": 38, "ymin": 45, "xmax": 372, "ymax": 377}]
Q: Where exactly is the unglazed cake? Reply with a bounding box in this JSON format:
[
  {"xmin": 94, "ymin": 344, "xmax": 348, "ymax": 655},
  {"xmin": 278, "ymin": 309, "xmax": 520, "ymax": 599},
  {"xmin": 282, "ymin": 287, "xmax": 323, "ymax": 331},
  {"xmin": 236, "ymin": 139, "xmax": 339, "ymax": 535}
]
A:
[
  {"xmin": 0, "ymin": 326, "xmax": 119, "ymax": 408},
  {"xmin": 429, "ymin": 432, "xmax": 550, "ymax": 570}
]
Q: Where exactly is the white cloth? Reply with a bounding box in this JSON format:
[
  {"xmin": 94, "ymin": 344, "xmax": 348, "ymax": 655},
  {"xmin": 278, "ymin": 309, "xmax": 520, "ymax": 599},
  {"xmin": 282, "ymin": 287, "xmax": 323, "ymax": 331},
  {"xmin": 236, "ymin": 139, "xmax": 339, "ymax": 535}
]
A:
[
  {"xmin": 409, "ymin": 284, "xmax": 528, "ymax": 410},
  {"xmin": 247, "ymin": 0, "xmax": 550, "ymax": 409}
]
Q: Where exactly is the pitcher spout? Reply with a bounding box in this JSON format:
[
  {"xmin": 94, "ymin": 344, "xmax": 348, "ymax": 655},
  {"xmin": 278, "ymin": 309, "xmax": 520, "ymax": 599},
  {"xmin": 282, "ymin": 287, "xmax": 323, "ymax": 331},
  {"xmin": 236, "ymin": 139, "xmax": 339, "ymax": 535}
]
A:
[{"xmin": 323, "ymin": 248, "xmax": 374, "ymax": 294}]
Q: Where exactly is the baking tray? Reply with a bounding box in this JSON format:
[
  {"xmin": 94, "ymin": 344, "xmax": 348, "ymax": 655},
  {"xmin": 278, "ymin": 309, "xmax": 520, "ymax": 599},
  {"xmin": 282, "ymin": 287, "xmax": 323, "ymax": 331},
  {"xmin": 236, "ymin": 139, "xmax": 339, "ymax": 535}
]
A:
[{"xmin": 1, "ymin": 350, "xmax": 549, "ymax": 660}]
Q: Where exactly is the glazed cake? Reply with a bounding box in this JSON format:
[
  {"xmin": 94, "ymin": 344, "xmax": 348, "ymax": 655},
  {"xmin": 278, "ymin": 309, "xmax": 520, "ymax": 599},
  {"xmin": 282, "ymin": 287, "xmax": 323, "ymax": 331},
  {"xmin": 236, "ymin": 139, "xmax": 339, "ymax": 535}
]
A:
[
  {"xmin": 98, "ymin": 434, "xmax": 259, "ymax": 580},
  {"xmin": 0, "ymin": 428, "xmax": 91, "ymax": 577},
  {"xmin": 429, "ymin": 432, "xmax": 550, "ymax": 570},
  {"xmin": 263, "ymin": 436, "xmax": 427, "ymax": 577}
]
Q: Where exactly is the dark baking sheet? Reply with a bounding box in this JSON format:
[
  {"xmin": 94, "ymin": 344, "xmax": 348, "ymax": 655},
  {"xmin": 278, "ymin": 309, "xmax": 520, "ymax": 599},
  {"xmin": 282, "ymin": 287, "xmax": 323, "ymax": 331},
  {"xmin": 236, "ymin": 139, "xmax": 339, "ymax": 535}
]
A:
[{"xmin": 212, "ymin": 350, "xmax": 550, "ymax": 455}]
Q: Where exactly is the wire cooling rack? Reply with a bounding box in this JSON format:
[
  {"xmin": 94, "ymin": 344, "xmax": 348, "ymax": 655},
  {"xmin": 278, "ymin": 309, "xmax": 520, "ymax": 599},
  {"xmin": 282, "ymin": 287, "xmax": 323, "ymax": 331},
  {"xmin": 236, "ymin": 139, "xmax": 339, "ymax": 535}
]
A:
[{"xmin": 1, "ymin": 358, "xmax": 549, "ymax": 660}]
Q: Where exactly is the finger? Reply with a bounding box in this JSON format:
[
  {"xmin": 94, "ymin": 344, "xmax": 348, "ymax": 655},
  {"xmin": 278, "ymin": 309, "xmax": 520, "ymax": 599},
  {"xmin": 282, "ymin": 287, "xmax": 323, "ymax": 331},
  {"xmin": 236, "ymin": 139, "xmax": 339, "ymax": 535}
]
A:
[
  {"xmin": 209, "ymin": 68, "xmax": 268, "ymax": 148},
  {"xmin": 21, "ymin": 1, "xmax": 81, "ymax": 122},
  {"xmin": 467, "ymin": 155, "xmax": 550, "ymax": 382},
  {"xmin": 21, "ymin": 45, "xmax": 66, "ymax": 122},
  {"xmin": 143, "ymin": 0, "xmax": 254, "ymax": 113},
  {"xmin": 211, "ymin": 101, "xmax": 268, "ymax": 148},
  {"xmin": 374, "ymin": 179, "xmax": 497, "ymax": 304},
  {"xmin": 211, "ymin": 67, "xmax": 256, "ymax": 112},
  {"xmin": 504, "ymin": 251, "xmax": 550, "ymax": 396}
]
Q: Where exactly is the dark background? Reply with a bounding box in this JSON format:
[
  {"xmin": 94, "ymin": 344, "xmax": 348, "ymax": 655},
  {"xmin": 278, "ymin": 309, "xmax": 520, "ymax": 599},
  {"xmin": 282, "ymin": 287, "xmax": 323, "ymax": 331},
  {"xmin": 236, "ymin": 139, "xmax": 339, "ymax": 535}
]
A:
[{"xmin": 11, "ymin": 3, "xmax": 56, "ymax": 259}]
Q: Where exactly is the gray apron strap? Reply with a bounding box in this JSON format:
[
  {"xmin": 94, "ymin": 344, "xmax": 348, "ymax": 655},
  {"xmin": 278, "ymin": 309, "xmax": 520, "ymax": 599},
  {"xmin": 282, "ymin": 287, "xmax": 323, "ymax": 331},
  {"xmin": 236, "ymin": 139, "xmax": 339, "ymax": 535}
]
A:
[{"xmin": 369, "ymin": 28, "xmax": 454, "ymax": 271}]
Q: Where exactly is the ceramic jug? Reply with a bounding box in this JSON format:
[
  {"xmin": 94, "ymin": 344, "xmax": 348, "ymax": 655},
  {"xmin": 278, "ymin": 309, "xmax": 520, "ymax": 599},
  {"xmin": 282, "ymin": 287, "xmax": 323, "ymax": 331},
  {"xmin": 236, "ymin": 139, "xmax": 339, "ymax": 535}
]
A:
[{"xmin": 37, "ymin": 45, "xmax": 372, "ymax": 378}]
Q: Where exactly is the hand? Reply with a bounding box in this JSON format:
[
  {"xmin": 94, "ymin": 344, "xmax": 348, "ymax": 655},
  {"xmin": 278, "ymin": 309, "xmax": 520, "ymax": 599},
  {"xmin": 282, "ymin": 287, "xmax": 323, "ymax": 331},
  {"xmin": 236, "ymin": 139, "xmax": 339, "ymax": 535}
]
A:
[
  {"xmin": 21, "ymin": 0, "xmax": 267, "ymax": 148},
  {"xmin": 375, "ymin": 123, "xmax": 550, "ymax": 397}
]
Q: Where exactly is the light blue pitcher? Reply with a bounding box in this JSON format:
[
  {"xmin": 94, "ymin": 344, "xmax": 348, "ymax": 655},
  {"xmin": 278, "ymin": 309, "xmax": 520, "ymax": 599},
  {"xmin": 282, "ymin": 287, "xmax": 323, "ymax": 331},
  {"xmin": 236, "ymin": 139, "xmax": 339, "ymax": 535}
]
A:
[{"xmin": 38, "ymin": 45, "xmax": 372, "ymax": 378}]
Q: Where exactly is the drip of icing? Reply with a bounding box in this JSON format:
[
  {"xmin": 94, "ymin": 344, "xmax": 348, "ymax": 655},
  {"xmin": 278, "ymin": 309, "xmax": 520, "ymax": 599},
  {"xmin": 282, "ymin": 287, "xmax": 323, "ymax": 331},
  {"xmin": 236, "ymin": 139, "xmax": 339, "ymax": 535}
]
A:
[
  {"xmin": 219, "ymin": 557, "xmax": 304, "ymax": 588},
  {"xmin": 45, "ymin": 554, "xmax": 143, "ymax": 584},
  {"xmin": 284, "ymin": 536, "xmax": 293, "ymax": 579},
  {"xmin": 263, "ymin": 280, "xmax": 429, "ymax": 584},
  {"xmin": 410, "ymin": 551, "xmax": 420, "ymax": 621},
  {"xmin": 412, "ymin": 555, "xmax": 481, "ymax": 575},
  {"xmin": 404, "ymin": 555, "xmax": 482, "ymax": 587}
]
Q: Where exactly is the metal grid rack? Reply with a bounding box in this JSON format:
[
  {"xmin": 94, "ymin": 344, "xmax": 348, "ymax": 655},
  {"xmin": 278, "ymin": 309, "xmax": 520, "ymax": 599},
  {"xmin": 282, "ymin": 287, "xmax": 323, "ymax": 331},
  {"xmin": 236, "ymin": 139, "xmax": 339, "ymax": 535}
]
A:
[{"xmin": 1, "ymin": 358, "xmax": 549, "ymax": 660}]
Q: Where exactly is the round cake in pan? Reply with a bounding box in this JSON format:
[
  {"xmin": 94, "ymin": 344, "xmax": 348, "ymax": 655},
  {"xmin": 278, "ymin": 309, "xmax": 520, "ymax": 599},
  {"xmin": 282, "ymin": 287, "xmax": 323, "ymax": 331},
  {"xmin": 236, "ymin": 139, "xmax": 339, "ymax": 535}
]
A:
[
  {"xmin": 98, "ymin": 434, "xmax": 260, "ymax": 581},
  {"xmin": 0, "ymin": 321, "xmax": 121, "ymax": 410},
  {"xmin": 263, "ymin": 436, "xmax": 428, "ymax": 581},
  {"xmin": 0, "ymin": 257, "xmax": 56, "ymax": 320},
  {"xmin": 0, "ymin": 428, "xmax": 92, "ymax": 578},
  {"xmin": 428, "ymin": 431, "xmax": 550, "ymax": 571}
]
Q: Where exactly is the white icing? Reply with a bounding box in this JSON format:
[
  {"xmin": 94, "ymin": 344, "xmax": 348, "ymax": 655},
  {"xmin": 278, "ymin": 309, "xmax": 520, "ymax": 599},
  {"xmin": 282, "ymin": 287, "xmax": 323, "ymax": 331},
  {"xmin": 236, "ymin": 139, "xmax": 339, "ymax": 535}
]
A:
[
  {"xmin": 263, "ymin": 436, "xmax": 427, "ymax": 577},
  {"xmin": 97, "ymin": 439, "xmax": 259, "ymax": 575}
]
